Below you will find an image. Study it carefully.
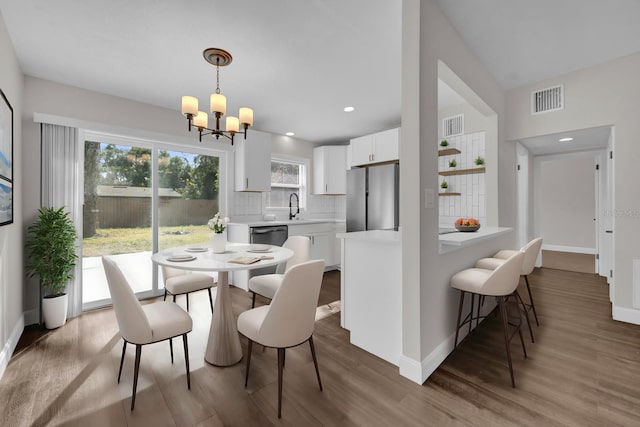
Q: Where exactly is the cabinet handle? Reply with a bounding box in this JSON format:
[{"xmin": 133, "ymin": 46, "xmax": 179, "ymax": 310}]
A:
[
  {"xmin": 245, "ymin": 177, "xmax": 248, "ymax": 189},
  {"xmin": 325, "ymin": 184, "xmax": 328, "ymax": 192}
]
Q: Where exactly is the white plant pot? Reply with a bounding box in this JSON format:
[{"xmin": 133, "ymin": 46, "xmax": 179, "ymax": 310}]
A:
[
  {"xmin": 42, "ymin": 293, "xmax": 68, "ymax": 329},
  {"xmin": 211, "ymin": 233, "xmax": 227, "ymax": 254}
]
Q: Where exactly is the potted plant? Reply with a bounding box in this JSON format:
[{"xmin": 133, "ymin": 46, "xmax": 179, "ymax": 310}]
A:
[
  {"xmin": 440, "ymin": 180, "xmax": 449, "ymax": 191},
  {"xmin": 208, "ymin": 212, "xmax": 229, "ymax": 253},
  {"xmin": 440, "ymin": 139, "xmax": 449, "ymax": 147},
  {"xmin": 448, "ymin": 159, "xmax": 457, "ymax": 168},
  {"xmin": 475, "ymin": 156, "xmax": 485, "ymax": 166},
  {"xmin": 26, "ymin": 206, "xmax": 78, "ymax": 329}
]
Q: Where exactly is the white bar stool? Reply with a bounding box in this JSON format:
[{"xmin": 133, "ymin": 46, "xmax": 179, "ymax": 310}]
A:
[{"xmin": 450, "ymin": 251, "xmax": 526, "ymax": 387}]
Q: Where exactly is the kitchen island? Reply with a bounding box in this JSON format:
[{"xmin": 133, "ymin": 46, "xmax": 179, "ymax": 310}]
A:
[
  {"xmin": 337, "ymin": 230, "xmax": 402, "ymax": 366},
  {"xmin": 338, "ymin": 226, "xmax": 512, "ymax": 371}
]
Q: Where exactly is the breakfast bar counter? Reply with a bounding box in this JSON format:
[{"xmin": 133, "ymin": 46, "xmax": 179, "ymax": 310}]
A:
[{"xmin": 439, "ymin": 226, "xmax": 512, "ymax": 254}]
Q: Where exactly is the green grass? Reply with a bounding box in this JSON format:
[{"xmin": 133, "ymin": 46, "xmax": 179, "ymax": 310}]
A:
[{"xmin": 82, "ymin": 225, "xmax": 212, "ymax": 257}]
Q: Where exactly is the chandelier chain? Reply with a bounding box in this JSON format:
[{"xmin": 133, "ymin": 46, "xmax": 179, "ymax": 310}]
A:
[{"xmin": 215, "ymin": 60, "xmax": 221, "ymax": 94}]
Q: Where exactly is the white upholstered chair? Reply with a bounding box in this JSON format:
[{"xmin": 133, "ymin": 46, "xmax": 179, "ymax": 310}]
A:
[
  {"xmin": 248, "ymin": 235, "xmax": 311, "ymax": 308},
  {"xmin": 475, "ymin": 237, "xmax": 543, "ymax": 328},
  {"xmin": 161, "ymin": 266, "xmax": 216, "ymax": 313},
  {"xmin": 238, "ymin": 259, "xmax": 325, "ymax": 418},
  {"xmin": 450, "ymin": 251, "xmax": 526, "ymax": 387},
  {"xmin": 102, "ymin": 256, "xmax": 193, "ymax": 410}
]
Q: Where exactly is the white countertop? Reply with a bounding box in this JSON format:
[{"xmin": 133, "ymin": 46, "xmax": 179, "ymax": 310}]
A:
[
  {"xmin": 439, "ymin": 226, "xmax": 512, "ymax": 253},
  {"xmin": 337, "ymin": 229, "xmax": 401, "ymax": 243},
  {"xmin": 228, "ymin": 218, "xmax": 344, "ymax": 227}
]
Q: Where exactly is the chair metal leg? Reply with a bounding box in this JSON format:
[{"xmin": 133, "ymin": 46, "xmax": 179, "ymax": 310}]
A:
[
  {"xmin": 516, "ymin": 290, "xmax": 535, "ymax": 343},
  {"xmin": 251, "ymin": 292, "xmax": 257, "ymax": 308},
  {"xmin": 469, "ymin": 292, "xmax": 475, "ymax": 335},
  {"xmin": 131, "ymin": 344, "xmax": 142, "ymax": 410},
  {"xmin": 163, "ymin": 290, "xmax": 167, "ymax": 301},
  {"xmin": 169, "ymin": 338, "xmax": 174, "ymax": 364},
  {"xmin": 309, "ymin": 337, "xmax": 323, "ymax": 391},
  {"xmin": 173, "ymin": 295, "xmax": 176, "ymax": 303},
  {"xmin": 186, "ymin": 293, "xmax": 190, "ymax": 312},
  {"xmin": 244, "ymin": 339, "xmax": 253, "ymax": 387},
  {"xmin": 498, "ymin": 296, "xmax": 516, "ymax": 388},
  {"xmin": 454, "ymin": 290, "xmax": 465, "ymax": 348},
  {"xmin": 208, "ymin": 288, "xmax": 214, "ymax": 313},
  {"xmin": 118, "ymin": 340, "xmax": 127, "ymax": 383},
  {"xmin": 277, "ymin": 347, "xmax": 285, "ymax": 418},
  {"xmin": 182, "ymin": 334, "xmax": 190, "ymax": 389},
  {"xmin": 524, "ymin": 275, "xmax": 540, "ymax": 326}
]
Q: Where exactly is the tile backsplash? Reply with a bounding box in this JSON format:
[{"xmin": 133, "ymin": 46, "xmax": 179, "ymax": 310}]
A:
[
  {"xmin": 439, "ymin": 131, "xmax": 487, "ymax": 226},
  {"xmin": 231, "ymin": 192, "xmax": 345, "ymax": 221}
]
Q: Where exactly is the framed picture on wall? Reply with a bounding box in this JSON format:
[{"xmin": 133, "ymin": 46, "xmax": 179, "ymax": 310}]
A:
[
  {"xmin": 0, "ymin": 88, "xmax": 13, "ymax": 182},
  {"xmin": 0, "ymin": 177, "xmax": 12, "ymax": 226}
]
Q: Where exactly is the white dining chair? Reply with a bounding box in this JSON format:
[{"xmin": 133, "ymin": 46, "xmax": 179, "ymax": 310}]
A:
[
  {"xmin": 238, "ymin": 259, "xmax": 325, "ymax": 418},
  {"xmin": 161, "ymin": 266, "xmax": 217, "ymax": 313},
  {"xmin": 248, "ymin": 235, "xmax": 311, "ymax": 308},
  {"xmin": 102, "ymin": 256, "xmax": 193, "ymax": 410}
]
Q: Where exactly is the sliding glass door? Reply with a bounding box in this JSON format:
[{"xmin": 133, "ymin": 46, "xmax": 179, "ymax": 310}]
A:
[{"xmin": 81, "ymin": 133, "xmax": 223, "ymax": 309}]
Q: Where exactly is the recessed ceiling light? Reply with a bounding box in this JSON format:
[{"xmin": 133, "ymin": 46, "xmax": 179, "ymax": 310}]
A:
[
  {"xmin": 285, "ymin": 132, "xmax": 295, "ymax": 136},
  {"xmin": 559, "ymin": 137, "xmax": 573, "ymax": 142},
  {"xmin": 343, "ymin": 106, "xmax": 355, "ymax": 112}
]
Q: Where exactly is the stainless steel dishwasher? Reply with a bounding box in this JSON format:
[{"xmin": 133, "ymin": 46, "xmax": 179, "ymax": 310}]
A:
[{"xmin": 249, "ymin": 225, "xmax": 288, "ymax": 278}]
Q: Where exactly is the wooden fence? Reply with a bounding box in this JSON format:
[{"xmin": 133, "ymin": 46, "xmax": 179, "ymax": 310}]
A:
[{"xmin": 94, "ymin": 196, "xmax": 218, "ymax": 228}]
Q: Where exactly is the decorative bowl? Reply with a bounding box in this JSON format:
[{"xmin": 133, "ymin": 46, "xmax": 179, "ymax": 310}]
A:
[{"xmin": 455, "ymin": 224, "xmax": 481, "ymax": 232}]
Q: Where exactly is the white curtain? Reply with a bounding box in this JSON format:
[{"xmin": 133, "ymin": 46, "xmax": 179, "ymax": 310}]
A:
[{"xmin": 41, "ymin": 124, "xmax": 83, "ymax": 319}]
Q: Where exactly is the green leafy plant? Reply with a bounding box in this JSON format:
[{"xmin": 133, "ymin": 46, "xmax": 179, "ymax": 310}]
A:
[
  {"xmin": 448, "ymin": 159, "xmax": 457, "ymax": 168},
  {"xmin": 26, "ymin": 207, "xmax": 78, "ymax": 297},
  {"xmin": 440, "ymin": 140, "xmax": 449, "ymax": 147},
  {"xmin": 475, "ymin": 156, "xmax": 485, "ymax": 165},
  {"xmin": 440, "ymin": 180, "xmax": 448, "ymax": 189}
]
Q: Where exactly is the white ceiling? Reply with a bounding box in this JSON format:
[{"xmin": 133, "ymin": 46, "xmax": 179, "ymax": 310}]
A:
[{"xmin": 1, "ymin": 1, "xmax": 639, "ymax": 145}]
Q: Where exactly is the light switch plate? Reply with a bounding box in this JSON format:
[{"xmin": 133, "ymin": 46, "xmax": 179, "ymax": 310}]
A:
[{"xmin": 424, "ymin": 188, "xmax": 435, "ymax": 209}]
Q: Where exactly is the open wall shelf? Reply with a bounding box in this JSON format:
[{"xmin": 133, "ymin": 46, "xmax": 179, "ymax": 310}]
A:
[
  {"xmin": 438, "ymin": 167, "xmax": 485, "ymax": 176},
  {"xmin": 439, "ymin": 192, "xmax": 461, "ymax": 196},
  {"xmin": 438, "ymin": 148, "xmax": 461, "ymax": 156}
]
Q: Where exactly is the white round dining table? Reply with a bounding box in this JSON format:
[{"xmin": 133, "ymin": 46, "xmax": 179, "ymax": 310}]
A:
[{"xmin": 151, "ymin": 242, "xmax": 293, "ymax": 366}]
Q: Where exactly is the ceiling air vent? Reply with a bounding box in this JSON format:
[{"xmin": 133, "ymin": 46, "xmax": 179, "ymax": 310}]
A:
[
  {"xmin": 531, "ymin": 84, "xmax": 564, "ymax": 115},
  {"xmin": 442, "ymin": 114, "xmax": 464, "ymax": 137}
]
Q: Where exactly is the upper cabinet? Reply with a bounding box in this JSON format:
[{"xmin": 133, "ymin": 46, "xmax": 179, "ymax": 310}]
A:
[
  {"xmin": 349, "ymin": 127, "xmax": 400, "ymax": 167},
  {"xmin": 313, "ymin": 146, "xmax": 347, "ymax": 195},
  {"xmin": 234, "ymin": 130, "xmax": 271, "ymax": 192}
]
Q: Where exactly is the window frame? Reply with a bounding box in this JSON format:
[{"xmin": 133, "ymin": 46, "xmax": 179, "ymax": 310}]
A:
[{"xmin": 265, "ymin": 154, "xmax": 308, "ymax": 212}]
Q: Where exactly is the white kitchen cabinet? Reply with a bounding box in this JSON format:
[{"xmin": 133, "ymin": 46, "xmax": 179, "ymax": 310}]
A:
[
  {"xmin": 234, "ymin": 129, "xmax": 271, "ymax": 192},
  {"xmin": 313, "ymin": 146, "xmax": 347, "ymax": 195},
  {"xmin": 288, "ymin": 222, "xmax": 335, "ymax": 268},
  {"xmin": 349, "ymin": 127, "xmax": 400, "ymax": 167}
]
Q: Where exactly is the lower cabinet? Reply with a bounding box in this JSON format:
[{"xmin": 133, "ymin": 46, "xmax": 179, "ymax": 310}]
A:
[{"xmin": 287, "ymin": 223, "xmax": 338, "ymax": 269}]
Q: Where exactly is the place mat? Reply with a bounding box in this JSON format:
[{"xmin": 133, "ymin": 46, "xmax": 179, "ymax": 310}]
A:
[
  {"xmin": 229, "ymin": 256, "xmax": 261, "ymax": 265},
  {"xmin": 247, "ymin": 248, "xmax": 272, "ymax": 253},
  {"xmin": 166, "ymin": 255, "xmax": 196, "ymax": 262}
]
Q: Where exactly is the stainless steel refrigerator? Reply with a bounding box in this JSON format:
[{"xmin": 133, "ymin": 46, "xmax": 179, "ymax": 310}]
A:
[{"xmin": 346, "ymin": 163, "xmax": 399, "ymax": 232}]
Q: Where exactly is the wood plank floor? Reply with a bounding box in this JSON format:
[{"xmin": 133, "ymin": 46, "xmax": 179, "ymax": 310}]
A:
[{"xmin": 1, "ymin": 268, "xmax": 639, "ymax": 426}]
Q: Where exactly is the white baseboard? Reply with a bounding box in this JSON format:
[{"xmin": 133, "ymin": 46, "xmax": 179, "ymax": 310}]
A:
[
  {"xmin": 612, "ymin": 305, "xmax": 640, "ymax": 325},
  {"xmin": 24, "ymin": 308, "xmax": 39, "ymax": 326},
  {"xmin": 0, "ymin": 315, "xmax": 25, "ymax": 380},
  {"xmin": 542, "ymin": 244, "xmax": 596, "ymax": 255},
  {"xmin": 399, "ymin": 300, "xmax": 497, "ymax": 385}
]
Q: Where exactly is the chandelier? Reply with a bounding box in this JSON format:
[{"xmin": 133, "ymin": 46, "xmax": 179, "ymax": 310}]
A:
[{"xmin": 181, "ymin": 48, "xmax": 253, "ymax": 145}]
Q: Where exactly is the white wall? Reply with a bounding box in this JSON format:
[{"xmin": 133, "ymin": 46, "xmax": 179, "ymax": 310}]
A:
[
  {"xmin": 537, "ymin": 155, "xmax": 595, "ymax": 250},
  {"xmin": 0, "ymin": 11, "xmax": 24, "ymax": 377},
  {"xmin": 506, "ymin": 52, "xmax": 640, "ymax": 323},
  {"xmin": 399, "ymin": 0, "xmax": 514, "ymax": 383}
]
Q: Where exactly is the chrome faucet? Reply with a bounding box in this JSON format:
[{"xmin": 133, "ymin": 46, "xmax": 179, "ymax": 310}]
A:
[{"xmin": 288, "ymin": 193, "xmax": 300, "ymax": 220}]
